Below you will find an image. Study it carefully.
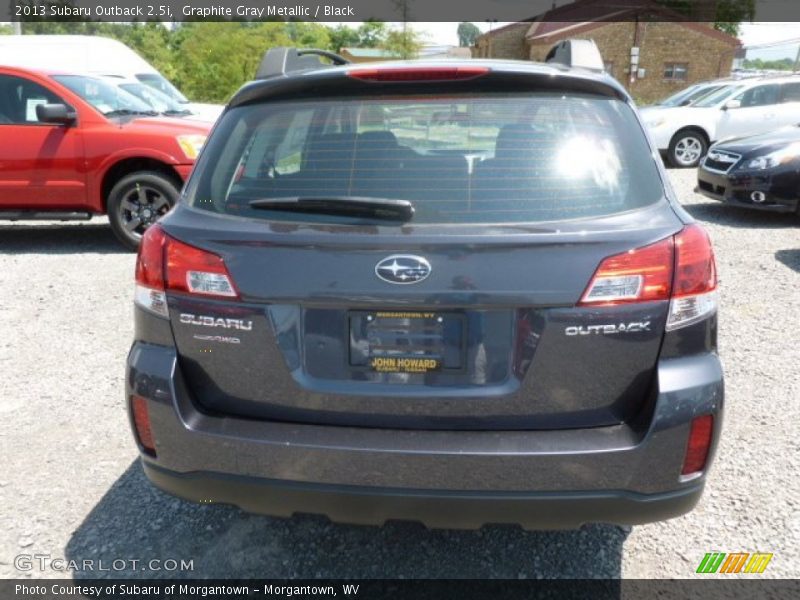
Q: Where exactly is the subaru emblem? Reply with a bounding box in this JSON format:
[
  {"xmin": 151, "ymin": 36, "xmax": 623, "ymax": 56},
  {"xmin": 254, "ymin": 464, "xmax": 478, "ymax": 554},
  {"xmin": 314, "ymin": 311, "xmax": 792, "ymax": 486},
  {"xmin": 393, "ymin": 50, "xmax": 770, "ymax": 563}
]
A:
[{"xmin": 375, "ymin": 255, "xmax": 432, "ymax": 284}]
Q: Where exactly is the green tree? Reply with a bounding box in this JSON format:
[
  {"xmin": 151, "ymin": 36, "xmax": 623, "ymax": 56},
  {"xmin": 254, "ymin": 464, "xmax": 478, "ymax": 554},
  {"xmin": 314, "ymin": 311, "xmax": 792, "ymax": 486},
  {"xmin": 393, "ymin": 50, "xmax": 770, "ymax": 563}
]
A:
[
  {"xmin": 175, "ymin": 22, "xmax": 293, "ymax": 103},
  {"xmin": 383, "ymin": 27, "xmax": 424, "ymax": 59},
  {"xmin": 356, "ymin": 21, "xmax": 388, "ymax": 47},
  {"xmin": 287, "ymin": 21, "xmax": 331, "ymax": 50},
  {"xmin": 328, "ymin": 21, "xmax": 388, "ymax": 53},
  {"xmin": 457, "ymin": 22, "xmax": 481, "ymax": 47},
  {"xmin": 0, "ymin": 25, "xmax": 13, "ymax": 35},
  {"xmin": 328, "ymin": 25, "xmax": 360, "ymax": 52},
  {"xmin": 655, "ymin": 0, "xmax": 755, "ymax": 37},
  {"xmin": 114, "ymin": 22, "xmax": 177, "ymax": 82},
  {"xmin": 742, "ymin": 57, "xmax": 794, "ymax": 71}
]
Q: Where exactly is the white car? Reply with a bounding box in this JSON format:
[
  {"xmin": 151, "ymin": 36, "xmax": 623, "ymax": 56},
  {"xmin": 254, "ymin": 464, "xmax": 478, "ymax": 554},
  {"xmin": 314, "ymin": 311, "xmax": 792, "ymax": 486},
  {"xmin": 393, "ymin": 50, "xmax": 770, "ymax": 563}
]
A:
[
  {"xmin": 641, "ymin": 76, "xmax": 800, "ymax": 167},
  {"xmin": 649, "ymin": 81, "xmax": 728, "ymax": 109}
]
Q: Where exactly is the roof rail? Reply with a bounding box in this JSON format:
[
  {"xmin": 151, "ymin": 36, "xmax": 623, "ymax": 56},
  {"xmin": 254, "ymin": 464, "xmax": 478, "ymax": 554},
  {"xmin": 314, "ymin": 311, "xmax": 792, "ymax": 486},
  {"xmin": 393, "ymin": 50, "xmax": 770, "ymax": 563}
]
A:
[
  {"xmin": 255, "ymin": 47, "xmax": 350, "ymax": 79},
  {"xmin": 545, "ymin": 39, "xmax": 604, "ymax": 72}
]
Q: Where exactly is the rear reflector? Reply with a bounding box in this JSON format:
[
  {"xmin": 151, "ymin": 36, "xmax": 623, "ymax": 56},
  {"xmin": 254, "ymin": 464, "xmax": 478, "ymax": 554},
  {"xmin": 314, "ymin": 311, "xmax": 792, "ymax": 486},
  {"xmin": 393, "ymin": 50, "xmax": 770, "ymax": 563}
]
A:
[
  {"xmin": 579, "ymin": 237, "xmax": 674, "ymax": 305},
  {"xmin": 347, "ymin": 66, "xmax": 489, "ymax": 82},
  {"xmin": 131, "ymin": 395, "xmax": 156, "ymax": 456},
  {"xmin": 681, "ymin": 414, "xmax": 714, "ymax": 476},
  {"xmin": 134, "ymin": 224, "xmax": 239, "ymax": 317}
]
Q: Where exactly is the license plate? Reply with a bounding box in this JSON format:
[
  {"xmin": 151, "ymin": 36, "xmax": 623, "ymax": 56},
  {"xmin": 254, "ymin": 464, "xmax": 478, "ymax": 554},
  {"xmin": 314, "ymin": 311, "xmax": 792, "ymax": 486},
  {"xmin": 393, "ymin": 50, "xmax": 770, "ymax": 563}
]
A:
[{"xmin": 349, "ymin": 311, "xmax": 465, "ymax": 374}]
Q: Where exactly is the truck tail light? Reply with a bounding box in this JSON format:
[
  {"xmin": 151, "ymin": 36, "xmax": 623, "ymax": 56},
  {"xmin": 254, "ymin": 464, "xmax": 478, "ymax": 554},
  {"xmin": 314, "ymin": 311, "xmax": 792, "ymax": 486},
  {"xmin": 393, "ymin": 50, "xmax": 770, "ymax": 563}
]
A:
[
  {"xmin": 579, "ymin": 224, "xmax": 718, "ymax": 331},
  {"xmin": 134, "ymin": 224, "xmax": 239, "ymax": 317},
  {"xmin": 131, "ymin": 395, "xmax": 156, "ymax": 456},
  {"xmin": 681, "ymin": 414, "xmax": 714, "ymax": 476}
]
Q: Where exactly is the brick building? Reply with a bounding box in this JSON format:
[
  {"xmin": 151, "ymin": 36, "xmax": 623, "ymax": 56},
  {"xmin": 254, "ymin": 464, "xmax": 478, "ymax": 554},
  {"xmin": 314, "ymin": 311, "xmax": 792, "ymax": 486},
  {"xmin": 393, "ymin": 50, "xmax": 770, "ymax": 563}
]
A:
[{"xmin": 473, "ymin": 0, "xmax": 740, "ymax": 104}]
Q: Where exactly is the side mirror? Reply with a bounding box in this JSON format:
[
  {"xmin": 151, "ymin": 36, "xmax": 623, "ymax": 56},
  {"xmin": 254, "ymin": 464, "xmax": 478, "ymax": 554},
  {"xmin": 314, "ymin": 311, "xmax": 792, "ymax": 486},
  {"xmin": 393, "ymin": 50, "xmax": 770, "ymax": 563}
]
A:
[
  {"xmin": 35, "ymin": 103, "xmax": 76, "ymax": 125},
  {"xmin": 679, "ymin": 99, "xmax": 691, "ymax": 106},
  {"xmin": 723, "ymin": 99, "xmax": 741, "ymax": 111}
]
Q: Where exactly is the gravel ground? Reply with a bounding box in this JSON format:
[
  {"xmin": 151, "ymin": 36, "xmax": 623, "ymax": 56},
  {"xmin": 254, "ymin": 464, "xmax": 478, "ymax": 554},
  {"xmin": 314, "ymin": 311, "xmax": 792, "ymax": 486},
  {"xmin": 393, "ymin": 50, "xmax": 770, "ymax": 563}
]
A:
[{"xmin": 0, "ymin": 169, "xmax": 798, "ymax": 579}]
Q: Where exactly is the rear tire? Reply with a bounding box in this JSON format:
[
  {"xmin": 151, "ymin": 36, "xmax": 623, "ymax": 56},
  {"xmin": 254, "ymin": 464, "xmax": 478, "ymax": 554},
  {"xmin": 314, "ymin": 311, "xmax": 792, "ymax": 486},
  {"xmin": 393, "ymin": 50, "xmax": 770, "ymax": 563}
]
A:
[
  {"xmin": 107, "ymin": 171, "xmax": 180, "ymax": 251},
  {"xmin": 668, "ymin": 130, "xmax": 708, "ymax": 168}
]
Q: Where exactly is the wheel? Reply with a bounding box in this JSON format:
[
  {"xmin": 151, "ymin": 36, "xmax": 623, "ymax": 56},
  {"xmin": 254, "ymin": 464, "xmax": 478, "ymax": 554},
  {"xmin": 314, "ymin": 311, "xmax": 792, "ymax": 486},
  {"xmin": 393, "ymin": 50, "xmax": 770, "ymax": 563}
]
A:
[
  {"xmin": 668, "ymin": 130, "xmax": 708, "ymax": 168},
  {"xmin": 107, "ymin": 171, "xmax": 180, "ymax": 251}
]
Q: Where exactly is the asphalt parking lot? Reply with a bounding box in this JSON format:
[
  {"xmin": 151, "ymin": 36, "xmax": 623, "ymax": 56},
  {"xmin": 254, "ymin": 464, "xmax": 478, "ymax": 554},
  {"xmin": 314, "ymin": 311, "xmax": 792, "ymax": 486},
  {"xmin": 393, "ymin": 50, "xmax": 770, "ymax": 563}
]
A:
[{"xmin": 0, "ymin": 169, "xmax": 798, "ymax": 579}]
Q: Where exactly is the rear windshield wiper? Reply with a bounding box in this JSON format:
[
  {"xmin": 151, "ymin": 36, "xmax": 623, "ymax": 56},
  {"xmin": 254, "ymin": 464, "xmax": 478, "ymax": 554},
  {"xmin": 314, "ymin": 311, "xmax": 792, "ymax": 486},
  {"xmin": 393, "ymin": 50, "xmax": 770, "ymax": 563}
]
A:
[{"xmin": 248, "ymin": 196, "xmax": 415, "ymax": 222}]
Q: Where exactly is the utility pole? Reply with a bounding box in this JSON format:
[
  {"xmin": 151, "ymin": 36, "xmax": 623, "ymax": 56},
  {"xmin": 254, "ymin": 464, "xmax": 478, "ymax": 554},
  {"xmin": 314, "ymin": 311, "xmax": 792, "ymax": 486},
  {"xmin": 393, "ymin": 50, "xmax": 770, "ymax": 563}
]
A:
[
  {"xmin": 794, "ymin": 43, "xmax": 800, "ymax": 72},
  {"xmin": 12, "ymin": 21, "xmax": 22, "ymax": 35}
]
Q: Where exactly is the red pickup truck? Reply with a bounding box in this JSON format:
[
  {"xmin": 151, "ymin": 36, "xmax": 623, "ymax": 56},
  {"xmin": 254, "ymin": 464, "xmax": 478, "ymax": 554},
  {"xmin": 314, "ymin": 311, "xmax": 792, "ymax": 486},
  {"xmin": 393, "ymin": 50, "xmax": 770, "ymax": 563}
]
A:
[{"xmin": 0, "ymin": 66, "xmax": 212, "ymax": 249}]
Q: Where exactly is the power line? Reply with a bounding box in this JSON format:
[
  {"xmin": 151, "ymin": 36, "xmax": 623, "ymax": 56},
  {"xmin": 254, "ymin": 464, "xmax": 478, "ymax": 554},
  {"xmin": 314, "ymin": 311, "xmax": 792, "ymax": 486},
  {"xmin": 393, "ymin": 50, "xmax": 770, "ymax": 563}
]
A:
[{"xmin": 743, "ymin": 37, "xmax": 800, "ymax": 50}]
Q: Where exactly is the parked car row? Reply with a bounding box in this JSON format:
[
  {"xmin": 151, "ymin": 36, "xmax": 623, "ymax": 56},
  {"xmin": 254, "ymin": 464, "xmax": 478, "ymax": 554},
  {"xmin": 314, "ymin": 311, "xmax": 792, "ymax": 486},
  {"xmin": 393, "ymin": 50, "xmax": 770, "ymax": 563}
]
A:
[
  {"xmin": 0, "ymin": 35, "xmax": 223, "ymax": 122},
  {"xmin": 642, "ymin": 75, "xmax": 800, "ymax": 217},
  {"xmin": 0, "ymin": 36, "xmax": 224, "ymax": 249},
  {"xmin": 696, "ymin": 124, "xmax": 800, "ymax": 214},
  {"xmin": 641, "ymin": 74, "xmax": 800, "ymax": 168},
  {"xmin": 0, "ymin": 65, "xmax": 212, "ymax": 249}
]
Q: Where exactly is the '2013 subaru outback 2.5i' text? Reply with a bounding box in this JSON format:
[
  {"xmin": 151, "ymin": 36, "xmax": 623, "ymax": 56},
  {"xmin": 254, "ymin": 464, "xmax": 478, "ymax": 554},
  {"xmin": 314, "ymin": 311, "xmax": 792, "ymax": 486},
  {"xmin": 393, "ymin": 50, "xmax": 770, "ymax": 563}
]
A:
[{"xmin": 127, "ymin": 42, "xmax": 723, "ymax": 529}]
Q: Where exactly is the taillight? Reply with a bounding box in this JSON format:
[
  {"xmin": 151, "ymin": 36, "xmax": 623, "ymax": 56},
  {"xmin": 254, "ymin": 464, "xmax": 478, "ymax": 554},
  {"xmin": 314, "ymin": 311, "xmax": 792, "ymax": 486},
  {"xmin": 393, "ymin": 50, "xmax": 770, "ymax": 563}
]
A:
[
  {"xmin": 347, "ymin": 66, "xmax": 489, "ymax": 82},
  {"xmin": 134, "ymin": 225, "xmax": 169, "ymax": 318},
  {"xmin": 681, "ymin": 414, "xmax": 714, "ymax": 476},
  {"xmin": 131, "ymin": 395, "xmax": 156, "ymax": 456},
  {"xmin": 165, "ymin": 236, "xmax": 238, "ymax": 298},
  {"xmin": 579, "ymin": 237, "xmax": 674, "ymax": 305},
  {"xmin": 134, "ymin": 224, "xmax": 238, "ymax": 317},
  {"xmin": 666, "ymin": 224, "xmax": 718, "ymax": 331},
  {"xmin": 579, "ymin": 224, "xmax": 718, "ymax": 331}
]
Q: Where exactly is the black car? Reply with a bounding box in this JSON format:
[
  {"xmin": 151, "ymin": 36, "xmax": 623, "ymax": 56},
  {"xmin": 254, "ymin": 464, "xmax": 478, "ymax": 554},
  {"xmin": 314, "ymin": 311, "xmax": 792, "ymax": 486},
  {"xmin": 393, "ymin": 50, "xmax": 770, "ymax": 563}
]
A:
[
  {"xmin": 127, "ymin": 43, "xmax": 723, "ymax": 530},
  {"xmin": 697, "ymin": 125, "xmax": 800, "ymax": 213}
]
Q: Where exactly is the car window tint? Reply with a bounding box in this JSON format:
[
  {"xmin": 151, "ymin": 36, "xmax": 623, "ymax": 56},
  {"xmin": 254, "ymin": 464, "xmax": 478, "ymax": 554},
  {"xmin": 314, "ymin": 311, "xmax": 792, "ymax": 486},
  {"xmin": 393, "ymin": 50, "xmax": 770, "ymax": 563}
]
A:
[
  {"xmin": 0, "ymin": 74, "xmax": 65, "ymax": 125},
  {"xmin": 781, "ymin": 82, "xmax": 800, "ymax": 103},
  {"xmin": 186, "ymin": 94, "xmax": 664, "ymax": 225},
  {"xmin": 736, "ymin": 84, "xmax": 780, "ymax": 108}
]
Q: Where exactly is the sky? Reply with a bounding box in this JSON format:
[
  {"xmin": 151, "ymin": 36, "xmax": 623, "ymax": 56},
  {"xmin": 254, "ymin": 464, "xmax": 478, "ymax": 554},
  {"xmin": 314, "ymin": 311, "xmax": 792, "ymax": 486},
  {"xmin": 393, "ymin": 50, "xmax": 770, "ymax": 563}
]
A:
[{"xmin": 411, "ymin": 21, "xmax": 800, "ymax": 61}]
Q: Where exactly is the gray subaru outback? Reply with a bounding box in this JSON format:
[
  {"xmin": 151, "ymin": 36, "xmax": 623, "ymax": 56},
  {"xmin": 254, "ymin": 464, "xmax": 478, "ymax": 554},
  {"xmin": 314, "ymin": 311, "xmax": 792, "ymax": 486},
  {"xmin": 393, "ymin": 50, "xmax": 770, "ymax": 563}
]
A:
[{"xmin": 127, "ymin": 43, "xmax": 723, "ymax": 529}]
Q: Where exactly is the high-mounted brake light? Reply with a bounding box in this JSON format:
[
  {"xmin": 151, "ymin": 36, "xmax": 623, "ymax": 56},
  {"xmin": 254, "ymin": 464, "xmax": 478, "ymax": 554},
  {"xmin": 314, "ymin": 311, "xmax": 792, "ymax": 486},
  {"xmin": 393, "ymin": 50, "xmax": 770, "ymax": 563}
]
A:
[
  {"xmin": 579, "ymin": 224, "xmax": 718, "ymax": 331},
  {"xmin": 681, "ymin": 414, "xmax": 714, "ymax": 476},
  {"xmin": 347, "ymin": 66, "xmax": 489, "ymax": 82},
  {"xmin": 134, "ymin": 224, "xmax": 239, "ymax": 317}
]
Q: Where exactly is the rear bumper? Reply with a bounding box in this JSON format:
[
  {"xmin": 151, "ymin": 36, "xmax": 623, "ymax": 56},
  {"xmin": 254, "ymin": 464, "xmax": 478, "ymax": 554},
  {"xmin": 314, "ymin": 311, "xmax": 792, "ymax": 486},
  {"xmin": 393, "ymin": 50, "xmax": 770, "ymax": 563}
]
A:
[
  {"xmin": 696, "ymin": 165, "xmax": 800, "ymax": 213},
  {"xmin": 127, "ymin": 342, "xmax": 724, "ymax": 529},
  {"xmin": 143, "ymin": 461, "xmax": 704, "ymax": 530}
]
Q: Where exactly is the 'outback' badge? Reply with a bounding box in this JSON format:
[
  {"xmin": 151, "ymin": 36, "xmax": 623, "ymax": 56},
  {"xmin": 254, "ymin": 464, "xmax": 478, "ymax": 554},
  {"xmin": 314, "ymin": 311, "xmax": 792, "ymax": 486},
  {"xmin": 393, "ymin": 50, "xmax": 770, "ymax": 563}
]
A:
[{"xmin": 375, "ymin": 255, "xmax": 432, "ymax": 284}]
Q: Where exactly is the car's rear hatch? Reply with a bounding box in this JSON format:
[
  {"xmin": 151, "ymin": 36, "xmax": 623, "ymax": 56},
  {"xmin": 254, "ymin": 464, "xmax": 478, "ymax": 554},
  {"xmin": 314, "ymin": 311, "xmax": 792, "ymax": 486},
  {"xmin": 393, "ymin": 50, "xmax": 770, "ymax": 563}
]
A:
[
  {"xmin": 159, "ymin": 67, "xmax": 682, "ymax": 430},
  {"xmin": 162, "ymin": 204, "xmax": 681, "ymax": 430}
]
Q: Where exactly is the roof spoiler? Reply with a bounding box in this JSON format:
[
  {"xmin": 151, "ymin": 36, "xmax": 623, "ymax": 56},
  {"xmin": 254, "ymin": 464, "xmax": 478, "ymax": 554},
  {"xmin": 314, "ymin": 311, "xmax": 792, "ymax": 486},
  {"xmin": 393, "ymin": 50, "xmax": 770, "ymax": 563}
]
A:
[
  {"xmin": 255, "ymin": 47, "xmax": 350, "ymax": 79},
  {"xmin": 545, "ymin": 39, "xmax": 604, "ymax": 72}
]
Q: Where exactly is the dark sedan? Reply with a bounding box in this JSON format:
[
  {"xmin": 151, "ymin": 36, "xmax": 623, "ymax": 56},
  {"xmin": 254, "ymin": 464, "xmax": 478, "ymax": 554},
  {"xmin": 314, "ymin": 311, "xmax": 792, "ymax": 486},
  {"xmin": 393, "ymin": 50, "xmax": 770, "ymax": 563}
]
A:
[{"xmin": 697, "ymin": 125, "xmax": 800, "ymax": 214}]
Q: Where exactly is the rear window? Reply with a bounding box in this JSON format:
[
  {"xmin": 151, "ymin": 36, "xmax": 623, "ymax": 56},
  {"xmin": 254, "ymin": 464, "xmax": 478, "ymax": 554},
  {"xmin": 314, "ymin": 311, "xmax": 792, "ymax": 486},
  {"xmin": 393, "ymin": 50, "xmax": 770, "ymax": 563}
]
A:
[{"xmin": 185, "ymin": 93, "xmax": 664, "ymax": 225}]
